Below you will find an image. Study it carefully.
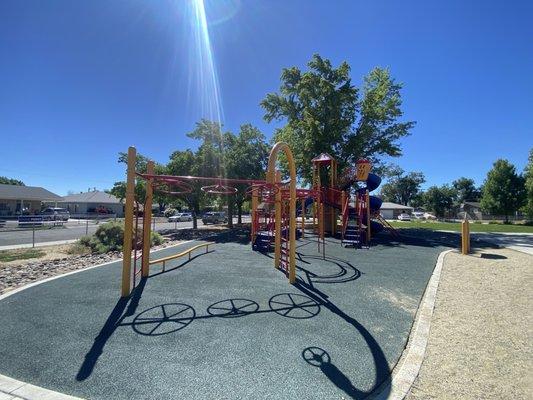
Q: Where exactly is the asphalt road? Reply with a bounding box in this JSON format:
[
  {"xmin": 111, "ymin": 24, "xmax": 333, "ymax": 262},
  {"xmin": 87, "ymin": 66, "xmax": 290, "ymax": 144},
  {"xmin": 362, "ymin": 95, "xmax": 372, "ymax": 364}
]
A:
[{"xmin": 0, "ymin": 217, "xmax": 251, "ymax": 247}]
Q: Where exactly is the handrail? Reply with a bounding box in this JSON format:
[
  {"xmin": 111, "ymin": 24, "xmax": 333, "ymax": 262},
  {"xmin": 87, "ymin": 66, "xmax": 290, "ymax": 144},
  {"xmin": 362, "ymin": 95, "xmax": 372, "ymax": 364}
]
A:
[
  {"xmin": 374, "ymin": 214, "xmax": 400, "ymax": 238},
  {"xmin": 341, "ymin": 196, "xmax": 350, "ymax": 239},
  {"xmin": 149, "ymin": 242, "xmax": 214, "ymax": 269}
]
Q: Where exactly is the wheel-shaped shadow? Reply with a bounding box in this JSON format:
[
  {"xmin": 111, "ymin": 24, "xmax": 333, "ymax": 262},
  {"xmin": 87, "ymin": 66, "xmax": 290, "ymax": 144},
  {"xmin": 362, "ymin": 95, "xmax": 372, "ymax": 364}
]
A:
[
  {"xmin": 302, "ymin": 346, "xmax": 331, "ymax": 366},
  {"xmin": 132, "ymin": 303, "xmax": 195, "ymax": 336},
  {"xmin": 207, "ymin": 299, "xmax": 259, "ymax": 318},
  {"xmin": 269, "ymin": 293, "xmax": 320, "ymax": 319},
  {"xmin": 302, "ymin": 346, "xmax": 366, "ymax": 399},
  {"xmin": 296, "ymin": 253, "xmax": 361, "ymax": 284}
]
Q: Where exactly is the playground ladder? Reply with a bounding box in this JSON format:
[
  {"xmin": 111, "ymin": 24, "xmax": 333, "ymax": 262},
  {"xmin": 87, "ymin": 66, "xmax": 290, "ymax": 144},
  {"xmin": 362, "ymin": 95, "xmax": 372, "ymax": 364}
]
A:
[{"xmin": 374, "ymin": 214, "xmax": 400, "ymax": 238}]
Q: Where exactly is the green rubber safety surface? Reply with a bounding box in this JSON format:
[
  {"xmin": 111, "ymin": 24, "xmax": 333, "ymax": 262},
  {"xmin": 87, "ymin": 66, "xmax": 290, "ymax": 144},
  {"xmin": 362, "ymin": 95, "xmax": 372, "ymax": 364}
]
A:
[{"xmin": 0, "ymin": 230, "xmax": 460, "ymax": 399}]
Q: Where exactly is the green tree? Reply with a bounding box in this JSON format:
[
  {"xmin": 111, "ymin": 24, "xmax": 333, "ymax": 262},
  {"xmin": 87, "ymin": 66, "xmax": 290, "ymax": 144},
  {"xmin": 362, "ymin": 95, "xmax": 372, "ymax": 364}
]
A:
[
  {"xmin": 111, "ymin": 152, "xmax": 168, "ymax": 212},
  {"xmin": 523, "ymin": 149, "xmax": 533, "ymax": 220},
  {"xmin": 481, "ymin": 159, "xmax": 526, "ymax": 222},
  {"xmin": 166, "ymin": 149, "xmax": 204, "ymax": 229},
  {"xmin": 0, "ymin": 176, "xmax": 25, "ymax": 186},
  {"xmin": 261, "ymin": 54, "xmax": 415, "ymax": 181},
  {"xmin": 224, "ymin": 124, "xmax": 269, "ymax": 224},
  {"xmin": 452, "ymin": 177, "xmax": 480, "ymax": 203},
  {"xmin": 187, "ymin": 119, "xmax": 226, "ymax": 178},
  {"xmin": 423, "ymin": 185, "xmax": 456, "ymax": 217},
  {"xmin": 379, "ymin": 168, "xmax": 425, "ymax": 206}
]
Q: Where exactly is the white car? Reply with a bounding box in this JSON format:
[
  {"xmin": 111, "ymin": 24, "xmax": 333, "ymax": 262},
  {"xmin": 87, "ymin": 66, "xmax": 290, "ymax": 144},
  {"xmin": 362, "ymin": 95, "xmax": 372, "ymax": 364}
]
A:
[
  {"xmin": 397, "ymin": 213, "xmax": 411, "ymax": 221},
  {"xmin": 423, "ymin": 212, "xmax": 437, "ymax": 220},
  {"xmin": 168, "ymin": 213, "xmax": 193, "ymax": 222},
  {"xmin": 412, "ymin": 211, "xmax": 425, "ymax": 220}
]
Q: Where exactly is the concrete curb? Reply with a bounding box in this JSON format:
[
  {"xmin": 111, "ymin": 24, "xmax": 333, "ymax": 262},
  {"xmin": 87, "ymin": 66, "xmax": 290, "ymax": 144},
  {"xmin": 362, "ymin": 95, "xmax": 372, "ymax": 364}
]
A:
[
  {"xmin": 0, "ymin": 240, "xmax": 195, "ymax": 400},
  {"xmin": 368, "ymin": 249, "xmax": 453, "ymax": 400}
]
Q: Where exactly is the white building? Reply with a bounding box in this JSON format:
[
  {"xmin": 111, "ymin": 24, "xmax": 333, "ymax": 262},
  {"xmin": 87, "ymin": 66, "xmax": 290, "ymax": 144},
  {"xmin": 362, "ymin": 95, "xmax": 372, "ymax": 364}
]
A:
[
  {"xmin": 0, "ymin": 184, "xmax": 62, "ymax": 217},
  {"xmin": 58, "ymin": 190, "xmax": 124, "ymax": 217},
  {"xmin": 380, "ymin": 202, "xmax": 413, "ymax": 219}
]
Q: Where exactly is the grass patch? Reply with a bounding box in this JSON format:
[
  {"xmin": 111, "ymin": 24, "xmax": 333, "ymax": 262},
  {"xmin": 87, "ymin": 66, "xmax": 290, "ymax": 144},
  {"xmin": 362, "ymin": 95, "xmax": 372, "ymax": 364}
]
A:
[
  {"xmin": 0, "ymin": 248, "xmax": 46, "ymax": 262},
  {"xmin": 388, "ymin": 220, "xmax": 533, "ymax": 233},
  {"xmin": 66, "ymin": 242, "xmax": 92, "ymax": 256}
]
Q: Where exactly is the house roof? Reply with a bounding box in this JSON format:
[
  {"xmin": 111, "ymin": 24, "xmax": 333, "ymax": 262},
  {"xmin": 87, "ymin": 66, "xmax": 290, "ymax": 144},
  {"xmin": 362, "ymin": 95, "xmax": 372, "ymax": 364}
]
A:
[
  {"xmin": 463, "ymin": 201, "xmax": 481, "ymax": 207},
  {"xmin": 0, "ymin": 184, "xmax": 62, "ymax": 201},
  {"xmin": 60, "ymin": 191, "xmax": 122, "ymax": 204},
  {"xmin": 380, "ymin": 202, "xmax": 413, "ymax": 210}
]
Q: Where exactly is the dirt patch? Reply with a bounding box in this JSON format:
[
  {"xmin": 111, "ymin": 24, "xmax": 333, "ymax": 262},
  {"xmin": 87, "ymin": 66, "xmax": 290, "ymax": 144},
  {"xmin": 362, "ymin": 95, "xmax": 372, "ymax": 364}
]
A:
[
  {"xmin": 0, "ymin": 244, "xmax": 86, "ymax": 268},
  {"xmin": 407, "ymin": 248, "xmax": 533, "ymax": 399},
  {"xmin": 373, "ymin": 286, "xmax": 418, "ymax": 314}
]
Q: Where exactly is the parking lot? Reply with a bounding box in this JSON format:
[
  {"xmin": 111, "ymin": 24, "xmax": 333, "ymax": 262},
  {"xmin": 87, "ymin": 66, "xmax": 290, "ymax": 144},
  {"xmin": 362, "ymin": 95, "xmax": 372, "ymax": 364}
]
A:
[{"xmin": 0, "ymin": 216, "xmax": 251, "ymax": 248}]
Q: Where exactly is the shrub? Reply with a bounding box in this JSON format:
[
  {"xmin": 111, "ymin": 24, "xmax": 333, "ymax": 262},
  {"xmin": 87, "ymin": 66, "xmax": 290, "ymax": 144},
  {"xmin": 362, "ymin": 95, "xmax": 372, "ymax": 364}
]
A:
[
  {"xmin": 67, "ymin": 242, "xmax": 91, "ymax": 255},
  {"xmin": 93, "ymin": 221, "xmax": 124, "ymax": 252},
  {"xmin": 79, "ymin": 235, "xmax": 92, "ymax": 247},
  {"xmin": 151, "ymin": 231, "xmax": 164, "ymax": 246},
  {"xmin": 164, "ymin": 208, "xmax": 177, "ymax": 218},
  {"xmin": 76, "ymin": 222, "xmax": 163, "ymax": 254}
]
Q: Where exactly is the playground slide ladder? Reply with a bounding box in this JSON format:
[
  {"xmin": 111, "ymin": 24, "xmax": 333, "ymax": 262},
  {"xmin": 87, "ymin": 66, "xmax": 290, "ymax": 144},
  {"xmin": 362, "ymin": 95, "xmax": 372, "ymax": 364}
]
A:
[
  {"xmin": 373, "ymin": 214, "xmax": 400, "ymax": 238},
  {"xmin": 341, "ymin": 206, "xmax": 362, "ymax": 247},
  {"xmin": 279, "ymin": 205, "xmax": 290, "ymax": 272}
]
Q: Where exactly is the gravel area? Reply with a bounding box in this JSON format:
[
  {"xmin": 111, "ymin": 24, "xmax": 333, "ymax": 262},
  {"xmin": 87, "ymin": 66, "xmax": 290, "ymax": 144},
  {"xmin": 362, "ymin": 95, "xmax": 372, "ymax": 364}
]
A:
[
  {"xmin": 0, "ymin": 228, "xmax": 229, "ymax": 295},
  {"xmin": 407, "ymin": 248, "xmax": 533, "ymax": 399}
]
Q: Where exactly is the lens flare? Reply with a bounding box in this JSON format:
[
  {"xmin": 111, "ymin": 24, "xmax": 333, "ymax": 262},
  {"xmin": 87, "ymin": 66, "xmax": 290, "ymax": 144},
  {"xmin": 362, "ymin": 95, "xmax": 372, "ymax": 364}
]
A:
[{"xmin": 189, "ymin": 0, "xmax": 224, "ymax": 126}]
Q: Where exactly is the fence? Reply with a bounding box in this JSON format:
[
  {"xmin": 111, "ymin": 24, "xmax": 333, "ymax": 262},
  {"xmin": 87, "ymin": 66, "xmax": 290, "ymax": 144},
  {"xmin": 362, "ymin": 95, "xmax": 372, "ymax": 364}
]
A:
[{"xmin": 0, "ymin": 217, "xmax": 103, "ymax": 249}]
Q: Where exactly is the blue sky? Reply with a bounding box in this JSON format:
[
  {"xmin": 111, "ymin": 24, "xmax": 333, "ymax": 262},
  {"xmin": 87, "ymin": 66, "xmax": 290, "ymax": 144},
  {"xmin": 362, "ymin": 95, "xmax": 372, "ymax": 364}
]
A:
[{"xmin": 0, "ymin": 0, "xmax": 532, "ymax": 195}]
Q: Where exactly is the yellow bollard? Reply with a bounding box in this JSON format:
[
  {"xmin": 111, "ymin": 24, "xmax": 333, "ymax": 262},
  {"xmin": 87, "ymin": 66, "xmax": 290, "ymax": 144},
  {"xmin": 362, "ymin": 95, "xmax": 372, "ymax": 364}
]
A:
[{"xmin": 461, "ymin": 218, "xmax": 470, "ymax": 255}]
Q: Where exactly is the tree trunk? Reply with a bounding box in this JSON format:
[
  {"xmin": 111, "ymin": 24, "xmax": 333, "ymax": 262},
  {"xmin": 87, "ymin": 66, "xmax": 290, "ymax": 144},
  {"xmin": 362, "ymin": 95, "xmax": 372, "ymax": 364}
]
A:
[
  {"xmin": 227, "ymin": 196, "xmax": 234, "ymax": 228},
  {"xmin": 237, "ymin": 203, "xmax": 243, "ymax": 224},
  {"xmin": 192, "ymin": 202, "xmax": 200, "ymax": 230}
]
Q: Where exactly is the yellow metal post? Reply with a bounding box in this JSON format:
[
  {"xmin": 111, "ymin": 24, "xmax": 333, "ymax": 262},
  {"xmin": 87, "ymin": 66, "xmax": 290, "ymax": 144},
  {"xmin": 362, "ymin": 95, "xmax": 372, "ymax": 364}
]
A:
[
  {"xmin": 300, "ymin": 198, "xmax": 305, "ymax": 238},
  {"xmin": 121, "ymin": 146, "xmax": 136, "ymax": 297},
  {"xmin": 141, "ymin": 160, "xmax": 154, "ymax": 277},
  {"xmin": 267, "ymin": 142, "xmax": 297, "ymax": 283},
  {"xmin": 274, "ymin": 171, "xmax": 281, "ymax": 269},
  {"xmin": 366, "ymin": 189, "xmax": 371, "ymax": 243}
]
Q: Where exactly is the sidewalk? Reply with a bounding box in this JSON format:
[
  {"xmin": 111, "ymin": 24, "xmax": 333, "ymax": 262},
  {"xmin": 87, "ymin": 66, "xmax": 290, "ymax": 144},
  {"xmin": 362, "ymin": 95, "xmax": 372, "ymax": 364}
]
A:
[
  {"xmin": 406, "ymin": 249, "xmax": 532, "ymax": 399},
  {"xmin": 471, "ymin": 232, "xmax": 533, "ymax": 255},
  {"xmin": 0, "ymin": 240, "xmax": 78, "ymax": 252}
]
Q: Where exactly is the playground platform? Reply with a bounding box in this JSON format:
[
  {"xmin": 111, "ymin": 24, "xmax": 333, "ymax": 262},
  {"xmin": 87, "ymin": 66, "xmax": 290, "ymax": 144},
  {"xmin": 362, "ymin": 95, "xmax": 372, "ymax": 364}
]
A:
[{"xmin": 0, "ymin": 230, "xmax": 456, "ymax": 399}]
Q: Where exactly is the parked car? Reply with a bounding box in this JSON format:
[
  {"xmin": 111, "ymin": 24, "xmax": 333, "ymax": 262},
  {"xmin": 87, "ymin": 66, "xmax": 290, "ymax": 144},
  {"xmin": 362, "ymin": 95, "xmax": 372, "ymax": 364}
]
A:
[
  {"xmin": 202, "ymin": 211, "xmax": 228, "ymax": 224},
  {"xmin": 412, "ymin": 211, "xmax": 425, "ymax": 220},
  {"xmin": 423, "ymin": 212, "xmax": 437, "ymax": 220},
  {"xmin": 168, "ymin": 212, "xmax": 193, "ymax": 222},
  {"xmin": 41, "ymin": 207, "xmax": 70, "ymax": 221},
  {"xmin": 397, "ymin": 213, "xmax": 411, "ymax": 221}
]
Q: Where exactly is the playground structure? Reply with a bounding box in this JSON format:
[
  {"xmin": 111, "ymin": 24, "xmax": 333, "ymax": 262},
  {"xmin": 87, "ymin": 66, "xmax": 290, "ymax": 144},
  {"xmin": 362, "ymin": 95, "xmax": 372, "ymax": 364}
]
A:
[{"xmin": 120, "ymin": 142, "xmax": 398, "ymax": 297}]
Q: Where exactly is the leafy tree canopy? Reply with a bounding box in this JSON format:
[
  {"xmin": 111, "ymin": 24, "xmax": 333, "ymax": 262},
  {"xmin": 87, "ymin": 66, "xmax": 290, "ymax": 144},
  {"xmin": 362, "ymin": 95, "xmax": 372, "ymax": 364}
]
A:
[
  {"xmin": 0, "ymin": 176, "xmax": 25, "ymax": 186},
  {"xmin": 261, "ymin": 54, "xmax": 415, "ymax": 181},
  {"xmin": 452, "ymin": 177, "xmax": 481, "ymax": 203},
  {"xmin": 423, "ymin": 185, "xmax": 456, "ymax": 217},
  {"xmin": 523, "ymin": 148, "xmax": 533, "ymax": 219},
  {"xmin": 379, "ymin": 168, "xmax": 425, "ymax": 206},
  {"xmin": 480, "ymin": 159, "xmax": 526, "ymax": 221}
]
